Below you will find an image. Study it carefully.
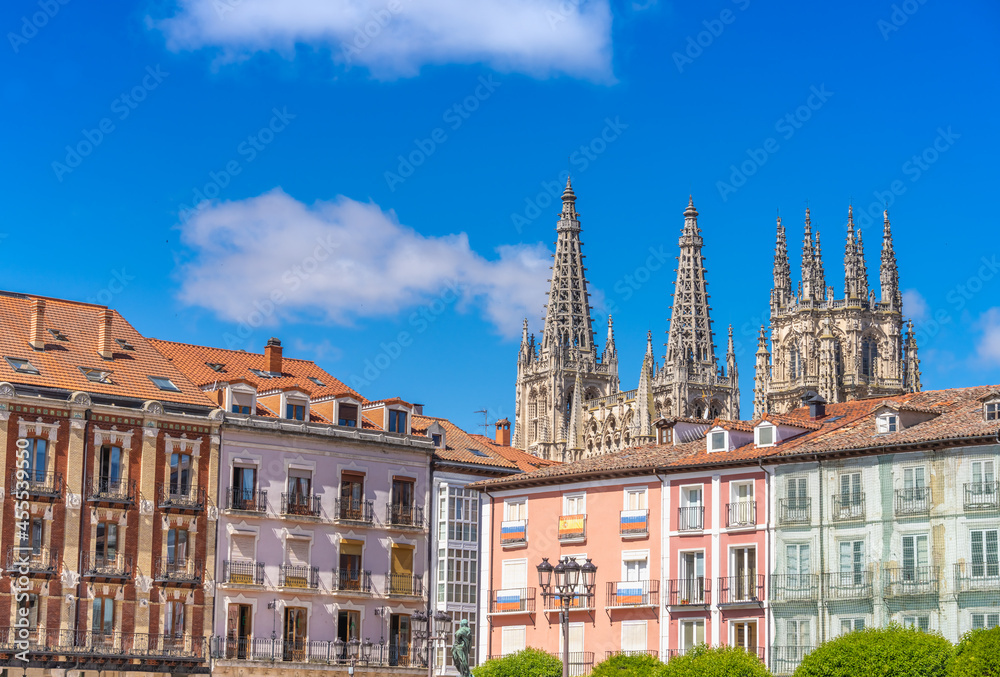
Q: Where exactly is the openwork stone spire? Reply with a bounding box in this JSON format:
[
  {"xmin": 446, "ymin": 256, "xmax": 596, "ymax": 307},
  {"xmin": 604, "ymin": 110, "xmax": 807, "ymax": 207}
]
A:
[
  {"xmin": 541, "ymin": 177, "xmax": 595, "ymax": 356},
  {"xmin": 880, "ymin": 210, "xmax": 901, "ymax": 308},
  {"xmin": 772, "ymin": 215, "xmax": 792, "ymax": 309},
  {"xmin": 844, "ymin": 205, "xmax": 869, "ymax": 300},
  {"xmin": 665, "ymin": 196, "xmax": 716, "ymax": 367},
  {"xmin": 801, "ymin": 209, "xmax": 825, "ymax": 301}
]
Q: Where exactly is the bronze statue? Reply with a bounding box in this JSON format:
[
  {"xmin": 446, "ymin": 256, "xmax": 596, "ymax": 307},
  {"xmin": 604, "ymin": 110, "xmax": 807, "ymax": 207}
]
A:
[{"xmin": 452, "ymin": 618, "xmax": 473, "ymax": 677}]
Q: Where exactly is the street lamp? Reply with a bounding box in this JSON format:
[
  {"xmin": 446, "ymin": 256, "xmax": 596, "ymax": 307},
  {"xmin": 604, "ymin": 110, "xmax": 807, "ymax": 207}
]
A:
[
  {"xmin": 413, "ymin": 609, "xmax": 453, "ymax": 677},
  {"xmin": 538, "ymin": 556, "xmax": 597, "ymax": 677}
]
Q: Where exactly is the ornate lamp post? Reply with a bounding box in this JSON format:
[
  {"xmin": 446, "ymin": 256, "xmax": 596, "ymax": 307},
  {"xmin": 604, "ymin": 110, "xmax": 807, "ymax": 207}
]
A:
[
  {"xmin": 537, "ymin": 557, "xmax": 597, "ymax": 677},
  {"xmin": 413, "ymin": 609, "xmax": 453, "ymax": 677}
]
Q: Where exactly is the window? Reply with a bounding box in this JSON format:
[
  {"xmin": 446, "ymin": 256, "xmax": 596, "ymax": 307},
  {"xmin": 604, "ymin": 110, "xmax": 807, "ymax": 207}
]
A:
[
  {"xmin": 231, "ymin": 466, "xmax": 258, "ymax": 509},
  {"xmin": 95, "ymin": 521, "xmax": 118, "ymax": 563},
  {"xmin": 283, "ymin": 607, "xmax": 308, "ymax": 661},
  {"xmin": 839, "ymin": 541, "xmax": 865, "ymax": 585},
  {"xmin": 115, "ymin": 338, "xmax": 135, "ymax": 351},
  {"xmin": 5, "ymin": 357, "xmax": 39, "ymax": 374},
  {"xmin": 972, "ymin": 613, "xmax": 1000, "ymax": 630},
  {"xmin": 47, "ymin": 328, "xmax": 68, "ymax": 341},
  {"xmin": 970, "ymin": 529, "xmax": 999, "ymax": 578},
  {"xmin": 206, "ymin": 362, "xmax": 226, "ymax": 372},
  {"xmin": 98, "ymin": 445, "xmax": 122, "ymax": 487},
  {"xmin": 432, "ymin": 434, "xmax": 442, "ymax": 447},
  {"xmin": 971, "ymin": 460, "xmax": 995, "ymax": 491},
  {"xmin": 26, "ymin": 437, "xmax": 47, "ymax": 482},
  {"xmin": 785, "ymin": 619, "xmax": 810, "ymax": 648},
  {"xmin": 679, "ymin": 486, "xmax": 703, "ymax": 530},
  {"xmin": 27, "ymin": 517, "xmax": 44, "ymax": 555},
  {"xmin": 338, "ymin": 403, "xmax": 359, "ymax": 427},
  {"xmin": 786, "ymin": 543, "xmax": 811, "ymax": 580},
  {"xmin": 447, "ymin": 487, "xmax": 479, "ymax": 542},
  {"xmin": 786, "ymin": 477, "xmax": 808, "ymax": 521},
  {"xmin": 840, "ymin": 618, "xmax": 865, "ymax": 635},
  {"xmin": 680, "ymin": 620, "xmax": 704, "ymax": 654},
  {"xmin": 248, "ymin": 368, "xmax": 276, "ymax": 379},
  {"xmin": 93, "ymin": 597, "xmax": 115, "ymax": 635},
  {"xmin": 756, "ymin": 424, "xmax": 775, "ymax": 447},
  {"xmin": 388, "ymin": 409, "xmax": 408, "ymax": 433},
  {"xmin": 558, "ymin": 622, "xmax": 585, "ymax": 675},
  {"xmin": 902, "ymin": 616, "xmax": 930, "ymax": 631},
  {"xmin": 443, "ymin": 547, "xmax": 478, "ymax": 604},
  {"xmin": 392, "ymin": 478, "xmax": 415, "ymax": 508},
  {"xmin": 732, "ymin": 481, "xmax": 754, "ymax": 502},
  {"xmin": 621, "ymin": 621, "xmax": 646, "ymax": 653},
  {"xmin": 731, "ymin": 620, "xmax": 758, "ymax": 651},
  {"xmin": 287, "ymin": 469, "xmax": 313, "ymax": 514},
  {"xmin": 232, "ymin": 404, "xmax": 251, "ymax": 414},
  {"xmin": 788, "ymin": 342, "xmax": 802, "ymax": 380},
  {"xmin": 286, "ymin": 403, "xmax": 306, "ymax": 421},
  {"xmin": 902, "ymin": 534, "xmax": 929, "ymax": 578},
  {"xmin": 987, "ymin": 402, "xmax": 999, "ymax": 421},
  {"xmin": 709, "ymin": 430, "xmax": 727, "ymax": 452},
  {"xmin": 18, "ymin": 593, "xmax": 39, "ymax": 630},
  {"xmin": 861, "ymin": 337, "xmax": 878, "ymax": 379},
  {"xmin": 505, "ymin": 499, "xmax": 527, "ymax": 522},
  {"xmin": 169, "ymin": 452, "xmax": 191, "ymax": 496},
  {"xmin": 167, "ymin": 528, "xmax": 189, "ymax": 566},
  {"xmin": 658, "ymin": 427, "xmax": 673, "ymax": 444},
  {"xmin": 165, "ymin": 601, "xmax": 185, "ymax": 640},
  {"xmin": 624, "ymin": 488, "xmax": 647, "ymax": 510},
  {"xmin": 678, "ymin": 551, "xmax": 706, "ymax": 603},
  {"xmin": 501, "ymin": 626, "xmax": 526, "ymax": 655},
  {"xmin": 836, "ymin": 472, "xmax": 863, "ymax": 518},
  {"xmin": 149, "ymin": 376, "xmax": 181, "ymax": 392},
  {"xmin": 623, "ymin": 552, "xmax": 649, "ymax": 582},
  {"xmin": 338, "ymin": 609, "xmax": 361, "ymax": 646},
  {"xmin": 80, "ymin": 367, "xmax": 113, "ymax": 383},
  {"xmin": 340, "ymin": 472, "xmax": 365, "ymax": 518},
  {"xmin": 877, "ymin": 413, "xmax": 899, "ymax": 433},
  {"xmin": 501, "ymin": 559, "xmax": 528, "ymax": 590},
  {"xmin": 307, "ymin": 376, "xmax": 325, "ymax": 386},
  {"xmin": 564, "ymin": 493, "xmax": 586, "ymax": 515}
]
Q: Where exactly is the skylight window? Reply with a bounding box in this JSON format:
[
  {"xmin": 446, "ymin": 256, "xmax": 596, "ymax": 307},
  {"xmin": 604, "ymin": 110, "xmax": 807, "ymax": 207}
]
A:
[
  {"xmin": 149, "ymin": 376, "xmax": 181, "ymax": 392},
  {"xmin": 5, "ymin": 357, "xmax": 40, "ymax": 375},
  {"xmin": 308, "ymin": 376, "xmax": 326, "ymax": 386},
  {"xmin": 468, "ymin": 447, "xmax": 489, "ymax": 458},
  {"xmin": 205, "ymin": 362, "xmax": 226, "ymax": 372},
  {"xmin": 79, "ymin": 367, "xmax": 113, "ymax": 384},
  {"xmin": 115, "ymin": 338, "xmax": 136, "ymax": 351},
  {"xmin": 249, "ymin": 368, "xmax": 277, "ymax": 379},
  {"xmin": 47, "ymin": 328, "xmax": 68, "ymax": 341}
]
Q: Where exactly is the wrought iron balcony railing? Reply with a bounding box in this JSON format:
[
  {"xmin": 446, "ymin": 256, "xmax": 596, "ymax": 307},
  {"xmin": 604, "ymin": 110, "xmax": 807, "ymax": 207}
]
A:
[
  {"xmin": 831, "ymin": 494, "xmax": 865, "ymax": 522},
  {"xmin": 386, "ymin": 572, "xmax": 423, "ymax": 597},
  {"xmin": 154, "ymin": 556, "xmax": 202, "ymax": 585},
  {"xmin": 223, "ymin": 560, "xmax": 265, "ymax": 585},
  {"xmin": 82, "ymin": 552, "xmax": 132, "ymax": 580},
  {"xmin": 604, "ymin": 650, "xmax": 660, "ymax": 659},
  {"xmin": 717, "ymin": 574, "xmax": 765, "ymax": 605},
  {"xmin": 158, "ymin": 482, "xmax": 206, "ymax": 511},
  {"xmin": 281, "ymin": 492, "xmax": 322, "ymax": 518},
  {"xmin": 883, "ymin": 565, "xmax": 940, "ymax": 597},
  {"xmin": 333, "ymin": 568, "xmax": 373, "ymax": 593},
  {"xmin": 227, "ymin": 488, "xmax": 268, "ymax": 513},
  {"xmin": 87, "ymin": 476, "xmax": 136, "ymax": 505},
  {"xmin": 727, "ymin": 501, "xmax": 757, "ymax": 528},
  {"xmin": 9, "ymin": 470, "xmax": 62, "ymax": 499},
  {"xmin": 7, "ymin": 630, "xmax": 206, "ymax": 659},
  {"xmin": 279, "ymin": 564, "xmax": 319, "ymax": 589},
  {"xmin": 955, "ymin": 561, "xmax": 1000, "ymax": 592},
  {"xmin": 606, "ymin": 580, "xmax": 659, "ymax": 607},
  {"xmin": 678, "ymin": 506, "xmax": 704, "ymax": 531},
  {"xmin": 895, "ymin": 487, "xmax": 931, "ymax": 516},
  {"xmin": 5, "ymin": 546, "xmax": 58, "ymax": 576},
  {"xmin": 824, "ymin": 571, "xmax": 873, "ymax": 600},
  {"xmin": 778, "ymin": 498, "xmax": 811, "ymax": 525},
  {"xmin": 770, "ymin": 574, "xmax": 819, "ymax": 602},
  {"xmin": 542, "ymin": 590, "xmax": 595, "ymax": 612},
  {"xmin": 489, "ymin": 587, "xmax": 536, "ymax": 614},
  {"xmin": 335, "ymin": 498, "xmax": 374, "ymax": 523},
  {"xmin": 547, "ymin": 651, "xmax": 594, "ymax": 676},
  {"xmin": 667, "ymin": 577, "xmax": 711, "ymax": 606},
  {"xmin": 209, "ymin": 636, "xmax": 415, "ymax": 666},
  {"xmin": 964, "ymin": 482, "xmax": 999, "ymax": 511},
  {"xmin": 386, "ymin": 503, "xmax": 424, "ymax": 528}
]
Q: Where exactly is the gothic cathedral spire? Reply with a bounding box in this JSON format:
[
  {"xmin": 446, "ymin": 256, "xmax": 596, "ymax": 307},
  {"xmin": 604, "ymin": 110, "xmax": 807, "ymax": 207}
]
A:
[
  {"xmin": 880, "ymin": 210, "xmax": 901, "ymax": 309},
  {"xmin": 772, "ymin": 216, "xmax": 792, "ymax": 310}
]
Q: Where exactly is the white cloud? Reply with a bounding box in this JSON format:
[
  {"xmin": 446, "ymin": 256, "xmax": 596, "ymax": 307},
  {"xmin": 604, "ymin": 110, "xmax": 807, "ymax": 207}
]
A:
[
  {"xmin": 902, "ymin": 288, "xmax": 929, "ymax": 322},
  {"xmin": 155, "ymin": 0, "xmax": 614, "ymax": 81},
  {"xmin": 175, "ymin": 188, "xmax": 551, "ymax": 339},
  {"xmin": 975, "ymin": 307, "xmax": 1000, "ymax": 366}
]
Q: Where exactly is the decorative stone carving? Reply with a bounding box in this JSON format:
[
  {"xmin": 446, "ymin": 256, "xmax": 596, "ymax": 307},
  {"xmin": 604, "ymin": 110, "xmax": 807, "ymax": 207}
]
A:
[
  {"xmin": 66, "ymin": 493, "xmax": 82, "ymax": 510},
  {"xmin": 165, "ymin": 434, "xmax": 202, "ymax": 457},
  {"xmin": 61, "ymin": 569, "xmax": 81, "ymax": 588},
  {"xmin": 0, "ymin": 382, "xmax": 16, "ymax": 398},
  {"xmin": 210, "ymin": 408, "xmax": 226, "ymax": 422},
  {"xmin": 135, "ymin": 575, "xmax": 153, "ymax": 594},
  {"xmin": 203, "ymin": 579, "xmax": 215, "ymax": 596},
  {"xmin": 142, "ymin": 400, "xmax": 165, "ymax": 416},
  {"xmin": 70, "ymin": 419, "xmax": 85, "ymax": 429},
  {"xmin": 70, "ymin": 391, "xmax": 92, "ymax": 407},
  {"xmin": 19, "ymin": 418, "xmax": 60, "ymax": 442},
  {"xmin": 144, "ymin": 427, "xmax": 158, "ymax": 438},
  {"xmin": 208, "ymin": 506, "xmax": 219, "ymax": 521},
  {"xmin": 140, "ymin": 499, "xmax": 154, "ymax": 515},
  {"xmin": 94, "ymin": 426, "xmax": 134, "ymax": 450}
]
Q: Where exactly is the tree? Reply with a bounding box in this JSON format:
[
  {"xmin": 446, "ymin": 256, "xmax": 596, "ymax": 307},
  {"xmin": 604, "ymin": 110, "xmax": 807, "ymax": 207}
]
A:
[
  {"xmin": 659, "ymin": 645, "xmax": 772, "ymax": 677},
  {"xmin": 473, "ymin": 647, "xmax": 562, "ymax": 677},
  {"xmin": 794, "ymin": 624, "xmax": 952, "ymax": 677},
  {"xmin": 951, "ymin": 626, "xmax": 1000, "ymax": 677},
  {"xmin": 592, "ymin": 652, "xmax": 665, "ymax": 676}
]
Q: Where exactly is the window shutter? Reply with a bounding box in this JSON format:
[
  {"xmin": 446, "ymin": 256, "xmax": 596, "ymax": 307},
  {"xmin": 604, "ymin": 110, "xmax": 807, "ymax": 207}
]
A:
[
  {"xmin": 287, "ymin": 538, "xmax": 310, "ymax": 566},
  {"xmin": 231, "ymin": 534, "xmax": 255, "ymax": 562},
  {"xmin": 621, "ymin": 621, "xmax": 645, "ymax": 652}
]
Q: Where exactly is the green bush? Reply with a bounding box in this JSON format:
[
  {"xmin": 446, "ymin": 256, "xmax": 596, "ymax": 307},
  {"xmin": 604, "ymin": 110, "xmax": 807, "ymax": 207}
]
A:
[
  {"xmin": 794, "ymin": 624, "xmax": 952, "ymax": 677},
  {"xmin": 473, "ymin": 647, "xmax": 562, "ymax": 677},
  {"xmin": 951, "ymin": 626, "xmax": 1000, "ymax": 677},
  {"xmin": 591, "ymin": 652, "xmax": 665, "ymax": 676},
  {"xmin": 659, "ymin": 645, "xmax": 772, "ymax": 677}
]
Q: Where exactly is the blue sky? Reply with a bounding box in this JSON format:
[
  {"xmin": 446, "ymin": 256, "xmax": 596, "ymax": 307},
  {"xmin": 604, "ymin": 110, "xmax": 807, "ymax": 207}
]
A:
[{"xmin": 2, "ymin": 0, "xmax": 998, "ymax": 433}]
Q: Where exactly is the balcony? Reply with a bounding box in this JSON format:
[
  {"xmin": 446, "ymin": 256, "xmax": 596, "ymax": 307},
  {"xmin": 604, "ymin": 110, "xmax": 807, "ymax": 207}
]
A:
[
  {"xmin": 24, "ymin": 630, "xmax": 207, "ymax": 660},
  {"xmin": 281, "ymin": 492, "xmax": 322, "ymax": 518},
  {"xmin": 895, "ymin": 487, "xmax": 931, "ymax": 517},
  {"xmin": 210, "ymin": 636, "xmax": 414, "ymax": 667},
  {"xmin": 678, "ymin": 506, "xmax": 704, "ymax": 531},
  {"xmin": 333, "ymin": 568, "xmax": 373, "ymax": 594},
  {"xmin": 717, "ymin": 574, "xmax": 764, "ymax": 605},
  {"xmin": 223, "ymin": 560, "xmax": 265, "ymax": 586},
  {"xmin": 154, "ymin": 556, "xmax": 202, "ymax": 586},
  {"xmin": 558, "ymin": 514, "xmax": 587, "ymax": 542},
  {"xmin": 87, "ymin": 476, "xmax": 136, "ymax": 507},
  {"xmin": 606, "ymin": 580, "xmax": 659, "ymax": 608},
  {"xmin": 385, "ymin": 503, "xmax": 424, "ymax": 528},
  {"xmin": 770, "ymin": 574, "xmax": 819, "ymax": 603},
  {"xmin": 824, "ymin": 571, "xmax": 874, "ymax": 601},
  {"xmin": 227, "ymin": 488, "xmax": 268, "ymax": 513},
  {"xmin": 883, "ymin": 566, "xmax": 940, "ymax": 597},
  {"xmin": 9, "ymin": 470, "xmax": 62, "ymax": 500},
  {"xmin": 279, "ymin": 564, "xmax": 319, "ymax": 589},
  {"xmin": 727, "ymin": 501, "xmax": 757, "ymax": 528},
  {"xmin": 547, "ymin": 651, "xmax": 594, "ymax": 676},
  {"xmin": 778, "ymin": 498, "xmax": 811, "ymax": 525},
  {"xmin": 964, "ymin": 482, "xmax": 999, "ymax": 511},
  {"xmin": 955, "ymin": 562, "xmax": 1000, "ymax": 593},
  {"xmin": 500, "ymin": 519, "xmax": 528, "ymax": 547},
  {"xmin": 386, "ymin": 572, "xmax": 423, "ymax": 597},
  {"xmin": 543, "ymin": 590, "xmax": 595, "ymax": 612},
  {"xmin": 667, "ymin": 577, "xmax": 711, "ymax": 606},
  {"xmin": 158, "ymin": 482, "xmax": 206, "ymax": 513},
  {"xmin": 620, "ymin": 509, "xmax": 649, "ymax": 537},
  {"xmin": 5, "ymin": 546, "xmax": 58, "ymax": 577},
  {"xmin": 831, "ymin": 494, "xmax": 865, "ymax": 522},
  {"xmin": 335, "ymin": 498, "xmax": 374, "ymax": 524},
  {"xmin": 82, "ymin": 553, "xmax": 133, "ymax": 581},
  {"xmin": 771, "ymin": 645, "xmax": 814, "ymax": 675},
  {"xmin": 488, "ymin": 587, "xmax": 536, "ymax": 614}
]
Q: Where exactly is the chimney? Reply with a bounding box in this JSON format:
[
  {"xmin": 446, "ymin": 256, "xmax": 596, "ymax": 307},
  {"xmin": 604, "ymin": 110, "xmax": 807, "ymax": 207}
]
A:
[
  {"xmin": 97, "ymin": 309, "xmax": 114, "ymax": 360},
  {"xmin": 28, "ymin": 299, "xmax": 46, "ymax": 350},
  {"xmin": 265, "ymin": 337, "xmax": 283, "ymax": 375},
  {"xmin": 495, "ymin": 418, "xmax": 511, "ymax": 446},
  {"xmin": 802, "ymin": 391, "xmax": 826, "ymax": 420}
]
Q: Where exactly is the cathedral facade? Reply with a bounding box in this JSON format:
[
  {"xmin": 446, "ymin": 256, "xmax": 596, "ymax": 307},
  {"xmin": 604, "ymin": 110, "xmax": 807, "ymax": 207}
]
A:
[
  {"xmin": 513, "ymin": 183, "xmax": 739, "ymax": 460},
  {"xmin": 753, "ymin": 207, "xmax": 921, "ymax": 415}
]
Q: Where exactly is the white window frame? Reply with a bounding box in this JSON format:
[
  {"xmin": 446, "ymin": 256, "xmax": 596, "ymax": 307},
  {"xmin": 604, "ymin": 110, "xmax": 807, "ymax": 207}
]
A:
[
  {"xmin": 679, "ymin": 619, "xmax": 705, "ymax": 654},
  {"xmin": 501, "ymin": 558, "xmax": 528, "ymax": 590},
  {"xmin": 621, "ymin": 620, "xmax": 647, "ymax": 653},
  {"xmin": 504, "ymin": 498, "xmax": 527, "ymax": 522},
  {"xmin": 707, "ymin": 429, "xmax": 728, "ymax": 453},
  {"xmin": 678, "ymin": 549, "xmax": 706, "ymax": 580},
  {"xmin": 901, "ymin": 615, "xmax": 931, "ymax": 631},
  {"xmin": 755, "ymin": 423, "xmax": 776, "ymax": 447},
  {"xmin": 563, "ymin": 492, "xmax": 586, "ymax": 516},
  {"xmin": 731, "ymin": 480, "xmax": 754, "ymax": 503},
  {"xmin": 971, "ymin": 611, "xmax": 1000, "ymax": 630},
  {"xmin": 838, "ymin": 617, "xmax": 865, "ymax": 635},
  {"xmin": 985, "ymin": 400, "xmax": 999, "ymax": 422},
  {"xmin": 623, "ymin": 486, "xmax": 648, "ymax": 510},
  {"xmin": 621, "ymin": 550, "xmax": 650, "ymax": 582},
  {"xmin": 500, "ymin": 625, "xmax": 526, "ymax": 655},
  {"xmin": 877, "ymin": 412, "xmax": 899, "ymax": 433},
  {"xmin": 680, "ymin": 485, "xmax": 703, "ymax": 508}
]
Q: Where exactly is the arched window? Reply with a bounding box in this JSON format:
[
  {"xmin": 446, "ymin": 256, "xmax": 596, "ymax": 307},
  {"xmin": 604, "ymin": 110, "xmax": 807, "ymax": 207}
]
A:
[
  {"xmin": 528, "ymin": 392, "xmax": 538, "ymax": 444},
  {"xmin": 861, "ymin": 337, "xmax": 878, "ymax": 379},
  {"xmin": 789, "ymin": 343, "xmax": 802, "ymax": 381},
  {"xmin": 709, "ymin": 402, "xmax": 723, "ymax": 419}
]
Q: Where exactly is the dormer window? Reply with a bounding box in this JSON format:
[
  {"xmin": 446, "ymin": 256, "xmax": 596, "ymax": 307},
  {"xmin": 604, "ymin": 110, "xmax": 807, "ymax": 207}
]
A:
[
  {"xmin": 658, "ymin": 427, "xmax": 673, "ymax": 445},
  {"xmin": 987, "ymin": 401, "xmax": 999, "ymax": 422},
  {"xmin": 338, "ymin": 402, "xmax": 359, "ymax": 427},
  {"xmin": 229, "ymin": 385, "xmax": 256, "ymax": 415},
  {"xmin": 388, "ymin": 409, "xmax": 407, "ymax": 433},
  {"xmin": 877, "ymin": 413, "xmax": 899, "ymax": 433},
  {"xmin": 287, "ymin": 404, "xmax": 306, "ymax": 421},
  {"xmin": 755, "ymin": 424, "xmax": 775, "ymax": 447},
  {"xmin": 432, "ymin": 434, "xmax": 442, "ymax": 447},
  {"xmin": 708, "ymin": 430, "xmax": 727, "ymax": 453}
]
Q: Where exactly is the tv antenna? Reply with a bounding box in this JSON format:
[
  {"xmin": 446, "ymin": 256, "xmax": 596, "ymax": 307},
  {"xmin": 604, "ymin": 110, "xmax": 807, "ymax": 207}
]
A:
[{"xmin": 474, "ymin": 409, "xmax": 490, "ymax": 436}]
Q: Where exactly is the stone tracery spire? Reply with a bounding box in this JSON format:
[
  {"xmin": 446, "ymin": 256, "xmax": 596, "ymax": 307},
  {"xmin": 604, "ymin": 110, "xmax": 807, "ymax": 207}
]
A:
[
  {"xmin": 772, "ymin": 215, "xmax": 792, "ymax": 310},
  {"xmin": 880, "ymin": 210, "xmax": 901, "ymax": 308},
  {"xmin": 844, "ymin": 205, "xmax": 869, "ymax": 300},
  {"xmin": 665, "ymin": 196, "xmax": 716, "ymax": 367}
]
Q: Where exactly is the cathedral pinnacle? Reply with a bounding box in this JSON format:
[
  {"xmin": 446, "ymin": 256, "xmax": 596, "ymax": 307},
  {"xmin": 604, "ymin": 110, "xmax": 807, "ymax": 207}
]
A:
[
  {"xmin": 844, "ymin": 205, "xmax": 869, "ymax": 300},
  {"xmin": 880, "ymin": 210, "xmax": 901, "ymax": 308},
  {"xmin": 772, "ymin": 216, "xmax": 792, "ymax": 309}
]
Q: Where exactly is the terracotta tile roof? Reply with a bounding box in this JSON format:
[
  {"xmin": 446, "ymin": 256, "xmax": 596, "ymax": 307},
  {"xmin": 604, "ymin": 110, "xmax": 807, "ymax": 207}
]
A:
[
  {"xmin": 709, "ymin": 418, "xmax": 756, "ymax": 433},
  {"xmin": 412, "ymin": 415, "xmax": 519, "ymax": 470},
  {"xmin": 757, "ymin": 412, "xmax": 823, "ymax": 430},
  {"xmin": 0, "ymin": 291, "xmax": 214, "ymax": 408},
  {"xmin": 487, "ymin": 442, "xmax": 562, "ymax": 473},
  {"xmin": 148, "ymin": 338, "xmax": 364, "ymax": 402}
]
